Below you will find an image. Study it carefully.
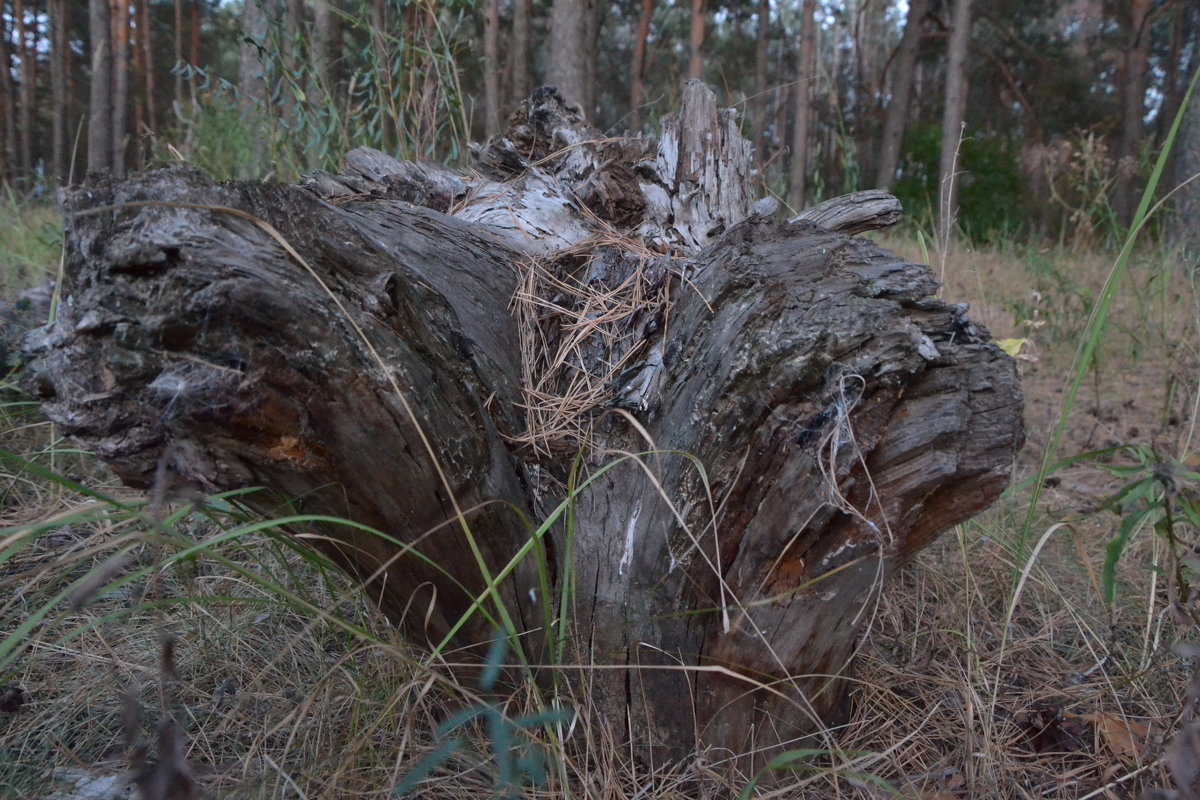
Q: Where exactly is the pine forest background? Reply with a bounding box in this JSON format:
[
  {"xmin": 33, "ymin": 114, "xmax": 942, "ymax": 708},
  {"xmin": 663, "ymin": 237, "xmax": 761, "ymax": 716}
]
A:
[{"xmin": 0, "ymin": 0, "xmax": 1198, "ymax": 247}]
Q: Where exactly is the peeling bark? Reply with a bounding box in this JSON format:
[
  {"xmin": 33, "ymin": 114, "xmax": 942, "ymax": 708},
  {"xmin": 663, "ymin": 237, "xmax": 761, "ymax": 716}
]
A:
[{"xmin": 23, "ymin": 84, "xmax": 1023, "ymax": 768}]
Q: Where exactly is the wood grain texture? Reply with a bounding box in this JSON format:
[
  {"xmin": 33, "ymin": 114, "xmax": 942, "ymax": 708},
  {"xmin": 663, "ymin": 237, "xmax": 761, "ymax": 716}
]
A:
[{"xmin": 22, "ymin": 85, "xmax": 1023, "ymax": 769}]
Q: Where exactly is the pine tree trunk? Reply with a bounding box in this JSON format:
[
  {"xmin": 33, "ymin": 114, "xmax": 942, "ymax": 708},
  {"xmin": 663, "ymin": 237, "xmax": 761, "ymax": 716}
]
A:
[
  {"xmin": 483, "ymin": 0, "xmax": 501, "ymax": 137},
  {"xmin": 549, "ymin": 0, "xmax": 589, "ymax": 108},
  {"xmin": 508, "ymin": 0, "xmax": 531, "ymax": 107},
  {"xmin": 311, "ymin": 0, "xmax": 341, "ymax": 112},
  {"xmin": 173, "ymin": 0, "xmax": 183, "ymax": 109},
  {"xmin": 140, "ymin": 0, "xmax": 156, "ymax": 134},
  {"xmin": 875, "ymin": 0, "xmax": 929, "ymax": 189},
  {"xmin": 89, "ymin": 0, "xmax": 114, "ymax": 174},
  {"xmin": 937, "ymin": 0, "xmax": 972, "ymax": 245},
  {"xmin": 24, "ymin": 84, "xmax": 1023, "ymax": 772},
  {"xmin": 0, "ymin": 10, "xmax": 16, "ymax": 183},
  {"xmin": 111, "ymin": 0, "xmax": 130, "ymax": 178},
  {"xmin": 688, "ymin": 0, "xmax": 705, "ymax": 80},
  {"xmin": 630, "ymin": 0, "xmax": 653, "ymax": 134},
  {"xmin": 752, "ymin": 0, "xmax": 770, "ymax": 162},
  {"xmin": 15, "ymin": 0, "xmax": 33, "ymax": 181},
  {"xmin": 788, "ymin": 0, "xmax": 817, "ymax": 210},
  {"xmin": 50, "ymin": 0, "xmax": 69, "ymax": 182},
  {"xmin": 1113, "ymin": 0, "xmax": 1152, "ymax": 227}
]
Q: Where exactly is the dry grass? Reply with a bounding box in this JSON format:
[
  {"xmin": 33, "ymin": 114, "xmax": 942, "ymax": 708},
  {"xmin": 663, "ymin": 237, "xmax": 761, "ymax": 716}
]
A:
[{"xmin": 3, "ymin": 225, "xmax": 1200, "ymax": 798}]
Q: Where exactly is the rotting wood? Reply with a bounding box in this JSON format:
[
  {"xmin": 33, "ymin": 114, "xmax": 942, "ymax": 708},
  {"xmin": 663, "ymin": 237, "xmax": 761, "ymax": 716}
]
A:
[{"xmin": 21, "ymin": 82, "xmax": 1023, "ymax": 771}]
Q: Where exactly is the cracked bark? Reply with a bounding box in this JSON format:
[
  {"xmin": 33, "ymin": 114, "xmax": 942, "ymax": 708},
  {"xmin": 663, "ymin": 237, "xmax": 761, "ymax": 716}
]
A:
[{"xmin": 22, "ymin": 84, "xmax": 1022, "ymax": 769}]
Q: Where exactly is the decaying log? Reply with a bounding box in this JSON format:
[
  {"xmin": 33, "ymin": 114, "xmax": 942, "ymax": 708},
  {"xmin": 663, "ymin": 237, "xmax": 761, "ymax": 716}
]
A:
[{"xmin": 22, "ymin": 82, "xmax": 1023, "ymax": 769}]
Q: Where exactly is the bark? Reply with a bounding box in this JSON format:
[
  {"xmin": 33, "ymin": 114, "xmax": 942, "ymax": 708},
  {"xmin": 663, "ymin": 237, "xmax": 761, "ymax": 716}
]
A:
[
  {"xmin": 311, "ymin": 0, "xmax": 342, "ymax": 110},
  {"xmin": 788, "ymin": 0, "xmax": 817, "ymax": 210},
  {"xmin": 51, "ymin": 0, "xmax": 69, "ymax": 182},
  {"xmin": 937, "ymin": 0, "xmax": 972, "ymax": 245},
  {"xmin": 139, "ymin": 0, "xmax": 156, "ymax": 134},
  {"xmin": 23, "ymin": 84, "xmax": 1022, "ymax": 770},
  {"xmin": 189, "ymin": 0, "xmax": 200, "ymax": 102},
  {"xmin": 15, "ymin": 0, "xmax": 33, "ymax": 180},
  {"xmin": 630, "ymin": 0, "xmax": 653, "ymax": 133},
  {"xmin": 875, "ymin": 0, "xmax": 929, "ymax": 189},
  {"xmin": 0, "ymin": 10, "xmax": 16, "ymax": 182},
  {"xmin": 238, "ymin": 0, "xmax": 265, "ymax": 109},
  {"xmin": 111, "ymin": 0, "xmax": 131, "ymax": 178},
  {"xmin": 1113, "ymin": 0, "xmax": 1152, "ymax": 227},
  {"xmin": 549, "ymin": 0, "xmax": 589, "ymax": 109},
  {"xmin": 483, "ymin": 0, "xmax": 501, "ymax": 137},
  {"xmin": 752, "ymin": 0, "xmax": 770, "ymax": 162},
  {"xmin": 89, "ymin": 0, "xmax": 114, "ymax": 174},
  {"xmin": 688, "ymin": 0, "xmax": 705, "ymax": 80},
  {"xmin": 508, "ymin": 0, "xmax": 531, "ymax": 108},
  {"xmin": 1171, "ymin": 21, "xmax": 1200, "ymax": 253},
  {"xmin": 173, "ymin": 0, "xmax": 183, "ymax": 109}
]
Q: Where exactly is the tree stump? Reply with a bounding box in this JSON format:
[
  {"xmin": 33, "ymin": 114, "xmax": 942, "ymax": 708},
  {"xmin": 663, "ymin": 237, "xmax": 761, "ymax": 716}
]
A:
[{"xmin": 22, "ymin": 82, "xmax": 1023, "ymax": 768}]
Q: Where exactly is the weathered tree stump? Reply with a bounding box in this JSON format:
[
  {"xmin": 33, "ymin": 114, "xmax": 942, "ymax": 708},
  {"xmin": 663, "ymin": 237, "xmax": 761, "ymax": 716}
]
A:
[{"xmin": 22, "ymin": 82, "xmax": 1023, "ymax": 769}]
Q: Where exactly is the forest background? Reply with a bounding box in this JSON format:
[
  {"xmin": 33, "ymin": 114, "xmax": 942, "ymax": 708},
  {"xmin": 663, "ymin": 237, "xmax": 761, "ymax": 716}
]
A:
[{"xmin": 0, "ymin": 0, "xmax": 1198, "ymax": 247}]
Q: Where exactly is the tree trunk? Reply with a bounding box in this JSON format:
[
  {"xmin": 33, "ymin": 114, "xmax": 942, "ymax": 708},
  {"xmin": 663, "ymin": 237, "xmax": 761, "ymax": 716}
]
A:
[
  {"xmin": 788, "ymin": 0, "xmax": 817, "ymax": 210},
  {"xmin": 1171, "ymin": 32, "xmax": 1200, "ymax": 253},
  {"xmin": 688, "ymin": 0, "xmax": 705, "ymax": 80},
  {"xmin": 875, "ymin": 0, "xmax": 928, "ymax": 189},
  {"xmin": 483, "ymin": 0, "xmax": 501, "ymax": 137},
  {"xmin": 311, "ymin": 0, "xmax": 342, "ymax": 111},
  {"xmin": 752, "ymin": 0, "xmax": 770, "ymax": 163},
  {"xmin": 630, "ymin": 0, "xmax": 653, "ymax": 134},
  {"xmin": 0, "ymin": 10, "xmax": 16, "ymax": 183},
  {"xmin": 24, "ymin": 84, "xmax": 1023, "ymax": 771},
  {"xmin": 89, "ymin": 0, "xmax": 114, "ymax": 174},
  {"xmin": 508, "ymin": 0, "xmax": 531, "ymax": 108},
  {"xmin": 189, "ymin": 0, "xmax": 201, "ymax": 103},
  {"xmin": 1113, "ymin": 0, "xmax": 1152, "ymax": 227},
  {"xmin": 15, "ymin": 0, "xmax": 33, "ymax": 181},
  {"xmin": 51, "ymin": 0, "xmax": 69, "ymax": 183},
  {"xmin": 549, "ymin": 0, "xmax": 589, "ymax": 109},
  {"xmin": 937, "ymin": 0, "xmax": 972, "ymax": 246},
  {"xmin": 173, "ymin": 0, "xmax": 183, "ymax": 110},
  {"xmin": 139, "ymin": 0, "xmax": 156, "ymax": 134},
  {"xmin": 111, "ymin": 0, "xmax": 130, "ymax": 178}
]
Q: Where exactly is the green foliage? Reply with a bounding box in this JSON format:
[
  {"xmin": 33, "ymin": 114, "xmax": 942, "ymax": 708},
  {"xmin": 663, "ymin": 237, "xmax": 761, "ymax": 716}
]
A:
[
  {"xmin": 1095, "ymin": 445, "xmax": 1200, "ymax": 611},
  {"xmin": 0, "ymin": 192, "xmax": 62, "ymax": 294},
  {"xmin": 892, "ymin": 124, "xmax": 1025, "ymax": 242},
  {"xmin": 392, "ymin": 636, "xmax": 572, "ymax": 798}
]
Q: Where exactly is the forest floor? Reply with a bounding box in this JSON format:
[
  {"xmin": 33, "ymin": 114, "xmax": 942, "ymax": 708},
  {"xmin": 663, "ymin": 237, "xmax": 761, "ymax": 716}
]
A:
[{"xmin": 1, "ymin": 200, "xmax": 1197, "ymax": 799}]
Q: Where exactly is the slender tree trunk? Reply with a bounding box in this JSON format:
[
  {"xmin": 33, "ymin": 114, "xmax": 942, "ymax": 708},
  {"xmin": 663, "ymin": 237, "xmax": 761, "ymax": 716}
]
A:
[
  {"xmin": 15, "ymin": 0, "xmax": 33, "ymax": 180},
  {"xmin": 483, "ymin": 0, "xmax": 501, "ymax": 136},
  {"xmin": 312, "ymin": 0, "xmax": 342, "ymax": 110},
  {"xmin": 89, "ymin": 0, "xmax": 114, "ymax": 173},
  {"xmin": 140, "ymin": 0, "xmax": 157, "ymax": 134},
  {"xmin": 1113, "ymin": 0, "xmax": 1152, "ymax": 226},
  {"xmin": 937, "ymin": 0, "xmax": 972, "ymax": 245},
  {"xmin": 50, "ymin": 0, "xmax": 68, "ymax": 182},
  {"xmin": 549, "ymin": 0, "xmax": 588, "ymax": 108},
  {"xmin": 687, "ymin": 0, "xmax": 705, "ymax": 80},
  {"xmin": 0, "ymin": 10, "xmax": 16, "ymax": 184},
  {"xmin": 189, "ymin": 0, "xmax": 201, "ymax": 103},
  {"xmin": 509, "ymin": 0, "xmax": 531, "ymax": 108},
  {"xmin": 630, "ymin": 0, "xmax": 653, "ymax": 133},
  {"xmin": 172, "ymin": 0, "xmax": 183, "ymax": 109},
  {"xmin": 1170, "ymin": 10, "xmax": 1199, "ymax": 252},
  {"xmin": 111, "ymin": 0, "xmax": 130, "ymax": 178},
  {"xmin": 788, "ymin": 0, "xmax": 817, "ymax": 210},
  {"xmin": 875, "ymin": 0, "xmax": 929, "ymax": 189},
  {"xmin": 752, "ymin": 0, "xmax": 770, "ymax": 162}
]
